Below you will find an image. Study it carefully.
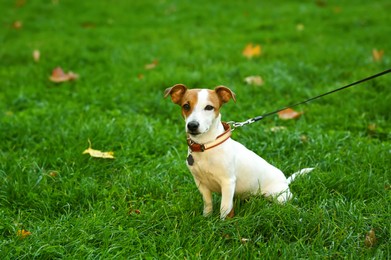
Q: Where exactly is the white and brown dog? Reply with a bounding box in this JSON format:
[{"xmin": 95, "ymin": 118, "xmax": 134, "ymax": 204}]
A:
[{"xmin": 164, "ymin": 84, "xmax": 313, "ymax": 219}]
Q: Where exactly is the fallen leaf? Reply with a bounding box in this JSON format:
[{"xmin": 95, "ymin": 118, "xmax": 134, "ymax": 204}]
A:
[
  {"xmin": 137, "ymin": 73, "xmax": 145, "ymax": 80},
  {"xmin": 17, "ymin": 229, "xmax": 31, "ymax": 239},
  {"xmin": 244, "ymin": 75, "xmax": 264, "ymax": 86},
  {"xmin": 49, "ymin": 67, "xmax": 79, "ymax": 83},
  {"xmin": 83, "ymin": 140, "xmax": 114, "ymax": 159},
  {"xmin": 83, "ymin": 148, "xmax": 114, "ymax": 159},
  {"xmin": 364, "ymin": 228, "xmax": 377, "ymax": 248},
  {"xmin": 128, "ymin": 209, "xmax": 141, "ymax": 215},
  {"xmin": 278, "ymin": 108, "xmax": 302, "ymax": 120},
  {"xmin": 12, "ymin": 20, "xmax": 23, "ymax": 29},
  {"xmin": 145, "ymin": 60, "xmax": 158, "ymax": 70},
  {"xmin": 33, "ymin": 50, "xmax": 40, "ymax": 62},
  {"xmin": 49, "ymin": 171, "xmax": 58, "ymax": 177},
  {"xmin": 372, "ymin": 49, "xmax": 384, "ymax": 62},
  {"xmin": 242, "ymin": 43, "xmax": 261, "ymax": 59},
  {"xmin": 241, "ymin": 237, "xmax": 250, "ymax": 244}
]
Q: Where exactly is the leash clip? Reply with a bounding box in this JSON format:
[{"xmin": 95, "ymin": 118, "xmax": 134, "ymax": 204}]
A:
[{"xmin": 227, "ymin": 118, "xmax": 255, "ymax": 131}]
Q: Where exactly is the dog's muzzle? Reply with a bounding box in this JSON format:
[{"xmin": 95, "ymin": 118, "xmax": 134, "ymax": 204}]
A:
[{"xmin": 187, "ymin": 121, "xmax": 200, "ymax": 135}]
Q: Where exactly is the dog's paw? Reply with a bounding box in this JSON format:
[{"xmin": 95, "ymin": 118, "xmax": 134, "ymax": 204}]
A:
[
  {"xmin": 203, "ymin": 206, "xmax": 213, "ymax": 217},
  {"xmin": 220, "ymin": 206, "xmax": 234, "ymax": 220}
]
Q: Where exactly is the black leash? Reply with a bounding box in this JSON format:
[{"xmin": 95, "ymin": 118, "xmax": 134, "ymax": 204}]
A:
[{"xmin": 228, "ymin": 69, "xmax": 391, "ymax": 129}]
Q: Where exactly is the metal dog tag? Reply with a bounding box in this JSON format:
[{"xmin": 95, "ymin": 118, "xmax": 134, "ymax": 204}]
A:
[{"xmin": 187, "ymin": 154, "xmax": 194, "ymax": 166}]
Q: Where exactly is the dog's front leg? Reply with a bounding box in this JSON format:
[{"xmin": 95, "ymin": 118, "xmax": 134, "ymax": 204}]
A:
[
  {"xmin": 220, "ymin": 178, "xmax": 236, "ymax": 219},
  {"xmin": 196, "ymin": 181, "xmax": 213, "ymax": 217}
]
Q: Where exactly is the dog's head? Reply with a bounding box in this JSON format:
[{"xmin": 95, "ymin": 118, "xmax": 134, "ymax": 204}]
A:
[{"xmin": 164, "ymin": 84, "xmax": 236, "ymax": 138}]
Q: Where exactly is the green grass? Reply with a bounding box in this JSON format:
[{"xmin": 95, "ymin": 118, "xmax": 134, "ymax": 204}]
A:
[{"xmin": 1, "ymin": 0, "xmax": 390, "ymax": 258}]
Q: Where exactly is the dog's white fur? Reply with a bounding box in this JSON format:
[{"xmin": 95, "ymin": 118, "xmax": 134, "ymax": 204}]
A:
[{"xmin": 165, "ymin": 84, "xmax": 313, "ymax": 219}]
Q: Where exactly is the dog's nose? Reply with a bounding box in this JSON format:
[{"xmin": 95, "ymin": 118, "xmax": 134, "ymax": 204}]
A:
[{"xmin": 187, "ymin": 121, "xmax": 199, "ymax": 132}]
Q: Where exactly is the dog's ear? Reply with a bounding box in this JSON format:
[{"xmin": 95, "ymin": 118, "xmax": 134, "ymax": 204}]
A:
[
  {"xmin": 215, "ymin": 86, "xmax": 236, "ymax": 104},
  {"xmin": 164, "ymin": 84, "xmax": 187, "ymax": 104}
]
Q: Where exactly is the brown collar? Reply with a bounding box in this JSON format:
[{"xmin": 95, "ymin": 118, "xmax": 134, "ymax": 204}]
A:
[{"xmin": 187, "ymin": 122, "xmax": 231, "ymax": 152}]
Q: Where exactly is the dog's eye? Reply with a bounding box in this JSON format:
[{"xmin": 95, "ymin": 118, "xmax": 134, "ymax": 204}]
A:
[
  {"xmin": 205, "ymin": 105, "xmax": 214, "ymax": 111},
  {"xmin": 183, "ymin": 103, "xmax": 191, "ymax": 111}
]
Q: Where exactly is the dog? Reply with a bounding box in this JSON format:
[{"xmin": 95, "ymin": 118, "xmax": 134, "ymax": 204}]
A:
[{"xmin": 164, "ymin": 84, "xmax": 313, "ymax": 219}]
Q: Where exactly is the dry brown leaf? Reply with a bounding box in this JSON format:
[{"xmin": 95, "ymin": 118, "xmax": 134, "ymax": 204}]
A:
[
  {"xmin": 278, "ymin": 108, "xmax": 302, "ymax": 120},
  {"xmin": 17, "ymin": 229, "xmax": 31, "ymax": 239},
  {"xmin": 83, "ymin": 140, "xmax": 114, "ymax": 159},
  {"xmin": 49, "ymin": 171, "xmax": 58, "ymax": 177},
  {"xmin": 12, "ymin": 20, "xmax": 23, "ymax": 29},
  {"xmin": 129, "ymin": 209, "xmax": 141, "ymax": 215},
  {"xmin": 49, "ymin": 67, "xmax": 79, "ymax": 83},
  {"xmin": 242, "ymin": 43, "xmax": 261, "ymax": 59},
  {"xmin": 372, "ymin": 49, "xmax": 384, "ymax": 62},
  {"xmin": 145, "ymin": 60, "xmax": 158, "ymax": 70},
  {"xmin": 244, "ymin": 75, "xmax": 264, "ymax": 86},
  {"xmin": 364, "ymin": 228, "xmax": 377, "ymax": 248}
]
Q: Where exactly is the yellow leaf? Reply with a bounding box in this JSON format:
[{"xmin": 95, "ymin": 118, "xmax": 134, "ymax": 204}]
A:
[
  {"xmin": 242, "ymin": 43, "xmax": 261, "ymax": 59},
  {"xmin": 83, "ymin": 147, "xmax": 115, "ymax": 159},
  {"xmin": 17, "ymin": 229, "xmax": 31, "ymax": 239},
  {"xmin": 372, "ymin": 49, "xmax": 384, "ymax": 62},
  {"xmin": 145, "ymin": 60, "xmax": 158, "ymax": 70},
  {"xmin": 83, "ymin": 140, "xmax": 115, "ymax": 159}
]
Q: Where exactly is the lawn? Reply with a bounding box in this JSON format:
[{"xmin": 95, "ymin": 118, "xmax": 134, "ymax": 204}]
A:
[{"xmin": 0, "ymin": 0, "xmax": 390, "ymax": 258}]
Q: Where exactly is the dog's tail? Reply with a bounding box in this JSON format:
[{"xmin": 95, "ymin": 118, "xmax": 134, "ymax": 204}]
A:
[{"xmin": 287, "ymin": 168, "xmax": 314, "ymax": 185}]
